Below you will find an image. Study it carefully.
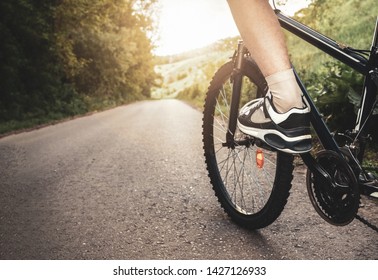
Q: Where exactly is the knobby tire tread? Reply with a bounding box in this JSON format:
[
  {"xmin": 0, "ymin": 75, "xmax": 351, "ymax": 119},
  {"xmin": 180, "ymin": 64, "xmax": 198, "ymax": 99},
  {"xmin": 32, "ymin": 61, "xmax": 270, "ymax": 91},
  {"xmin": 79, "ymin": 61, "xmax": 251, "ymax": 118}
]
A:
[{"xmin": 203, "ymin": 59, "xmax": 295, "ymax": 229}]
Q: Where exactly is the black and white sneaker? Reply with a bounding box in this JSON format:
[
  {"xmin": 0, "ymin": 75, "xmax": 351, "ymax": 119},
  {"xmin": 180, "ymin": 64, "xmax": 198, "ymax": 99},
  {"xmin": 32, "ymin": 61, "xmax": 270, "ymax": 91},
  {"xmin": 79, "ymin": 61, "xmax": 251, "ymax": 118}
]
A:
[{"xmin": 237, "ymin": 91, "xmax": 312, "ymax": 154}]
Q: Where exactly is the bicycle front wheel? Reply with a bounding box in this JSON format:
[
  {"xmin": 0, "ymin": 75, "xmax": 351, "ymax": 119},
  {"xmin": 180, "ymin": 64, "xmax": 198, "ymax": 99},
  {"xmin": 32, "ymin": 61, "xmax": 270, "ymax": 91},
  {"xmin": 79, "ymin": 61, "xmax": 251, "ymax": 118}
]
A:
[{"xmin": 202, "ymin": 59, "xmax": 294, "ymax": 229}]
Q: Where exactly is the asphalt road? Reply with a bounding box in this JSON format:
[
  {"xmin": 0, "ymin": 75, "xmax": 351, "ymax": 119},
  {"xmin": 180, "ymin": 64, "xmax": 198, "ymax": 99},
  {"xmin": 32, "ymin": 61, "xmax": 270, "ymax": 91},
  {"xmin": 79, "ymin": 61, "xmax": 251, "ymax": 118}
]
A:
[{"xmin": 0, "ymin": 99, "xmax": 377, "ymax": 260}]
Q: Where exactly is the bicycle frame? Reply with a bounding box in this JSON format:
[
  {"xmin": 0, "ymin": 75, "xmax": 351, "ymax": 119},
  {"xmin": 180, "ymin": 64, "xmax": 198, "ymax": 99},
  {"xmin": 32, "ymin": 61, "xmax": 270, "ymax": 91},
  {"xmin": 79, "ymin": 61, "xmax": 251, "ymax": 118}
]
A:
[
  {"xmin": 277, "ymin": 11, "xmax": 378, "ymax": 133},
  {"xmin": 276, "ymin": 11, "xmax": 378, "ymax": 196},
  {"xmin": 229, "ymin": 11, "xmax": 378, "ymax": 196}
]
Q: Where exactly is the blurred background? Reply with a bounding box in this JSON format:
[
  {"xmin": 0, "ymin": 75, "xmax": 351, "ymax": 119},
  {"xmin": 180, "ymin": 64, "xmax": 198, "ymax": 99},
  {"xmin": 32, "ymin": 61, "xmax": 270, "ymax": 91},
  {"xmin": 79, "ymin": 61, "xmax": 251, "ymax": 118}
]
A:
[{"xmin": 0, "ymin": 0, "xmax": 377, "ymax": 145}]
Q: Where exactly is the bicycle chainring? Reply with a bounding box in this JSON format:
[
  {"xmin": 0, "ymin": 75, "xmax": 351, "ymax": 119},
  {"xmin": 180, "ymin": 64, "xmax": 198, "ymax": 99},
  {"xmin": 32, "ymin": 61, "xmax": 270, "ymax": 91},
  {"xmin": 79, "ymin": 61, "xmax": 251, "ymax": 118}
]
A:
[{"xmin": 306, "ymin": 150, "xmax": 360, "ymax": 226}]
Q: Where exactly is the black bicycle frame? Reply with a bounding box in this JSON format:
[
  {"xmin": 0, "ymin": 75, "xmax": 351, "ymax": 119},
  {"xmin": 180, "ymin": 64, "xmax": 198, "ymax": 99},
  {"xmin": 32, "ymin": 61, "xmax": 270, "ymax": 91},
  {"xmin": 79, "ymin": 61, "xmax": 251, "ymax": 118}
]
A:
[
  {"xmin": 277, "ymin": 11, "xmax": 378, "ymax": 126},
  {"xmin": 275, "ymin": 10, "xmax": 378, "ymax": 194}
]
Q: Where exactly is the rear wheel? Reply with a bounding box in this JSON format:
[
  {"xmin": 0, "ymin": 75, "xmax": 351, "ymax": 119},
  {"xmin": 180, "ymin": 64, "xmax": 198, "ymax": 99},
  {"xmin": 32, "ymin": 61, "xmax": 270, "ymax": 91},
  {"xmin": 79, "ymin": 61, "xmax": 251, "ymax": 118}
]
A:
[{"xmin": 202, "ymin": 59, "xmax": 294, "ymax": 229}]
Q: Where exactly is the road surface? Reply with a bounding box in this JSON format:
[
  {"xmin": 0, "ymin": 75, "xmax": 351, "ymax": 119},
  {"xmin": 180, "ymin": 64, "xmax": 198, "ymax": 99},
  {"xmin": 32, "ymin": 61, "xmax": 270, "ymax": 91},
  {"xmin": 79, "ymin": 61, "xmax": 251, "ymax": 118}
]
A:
[{"xmin": 0, "ymin": 99, "xmax": 377, "ymax": 259}]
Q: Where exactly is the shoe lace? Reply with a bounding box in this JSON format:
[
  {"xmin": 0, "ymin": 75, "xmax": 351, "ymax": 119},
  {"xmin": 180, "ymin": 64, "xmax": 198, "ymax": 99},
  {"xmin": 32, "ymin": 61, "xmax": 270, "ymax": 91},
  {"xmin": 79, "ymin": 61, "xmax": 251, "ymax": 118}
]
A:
[
  {"xmin": 241, "ymin": 98, "xmax": 264, "ymax": 115},
  {"xmin": 251, "ymin": 98, "xmax": 264, "ymax": 109}
]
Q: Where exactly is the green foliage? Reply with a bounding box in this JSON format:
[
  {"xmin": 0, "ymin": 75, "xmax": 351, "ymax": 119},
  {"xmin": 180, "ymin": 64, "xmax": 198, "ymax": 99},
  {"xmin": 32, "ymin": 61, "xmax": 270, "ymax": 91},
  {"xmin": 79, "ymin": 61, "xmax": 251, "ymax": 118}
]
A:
[
  {"xmin": 55, "ymin": 0, "xmax": 157, "ymax": 102},
  {"xmin": 0, "ymin": 0, "xmax": 157, "ymax": 134},
  {"xmin": 288, "ymin": 0, "xmax": 378, "ymax": 132},
  {"xmin": 0, "ymin": 0, "xmax": 74, "ymax": 122},
  {"xmin": 304, "ymin": 61, "xmax": 360, "ymax": 131}
]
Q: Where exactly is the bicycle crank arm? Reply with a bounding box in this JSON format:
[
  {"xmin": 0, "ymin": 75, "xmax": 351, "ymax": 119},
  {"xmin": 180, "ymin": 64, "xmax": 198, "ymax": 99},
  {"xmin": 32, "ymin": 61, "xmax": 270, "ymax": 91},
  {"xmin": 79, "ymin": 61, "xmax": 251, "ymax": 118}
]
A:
[{"xmin": 301, "ymin": 152, "xmax": 334, "ymax": 185}]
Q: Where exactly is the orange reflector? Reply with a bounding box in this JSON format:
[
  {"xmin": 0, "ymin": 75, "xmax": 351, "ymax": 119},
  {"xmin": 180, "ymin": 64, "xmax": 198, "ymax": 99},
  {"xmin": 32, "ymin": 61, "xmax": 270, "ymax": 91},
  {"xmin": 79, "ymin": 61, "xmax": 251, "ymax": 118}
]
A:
[{"xmin": 256, "ymin": 149, "xmax": 264, "ymax": 169}]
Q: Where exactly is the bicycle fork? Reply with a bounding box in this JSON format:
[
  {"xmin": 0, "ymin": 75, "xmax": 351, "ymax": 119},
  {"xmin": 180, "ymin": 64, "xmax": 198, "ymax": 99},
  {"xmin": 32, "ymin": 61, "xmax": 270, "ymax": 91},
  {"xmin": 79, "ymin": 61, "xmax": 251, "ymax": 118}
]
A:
[{"xmin": 226, "ymin": 41, "xmax": 246, "ymax": 146}]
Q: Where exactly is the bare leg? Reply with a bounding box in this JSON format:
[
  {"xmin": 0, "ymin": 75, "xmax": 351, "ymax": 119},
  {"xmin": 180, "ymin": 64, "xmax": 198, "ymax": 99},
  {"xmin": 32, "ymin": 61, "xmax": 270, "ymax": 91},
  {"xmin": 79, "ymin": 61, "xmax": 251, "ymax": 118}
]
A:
[
  {"xmin": 227, "ymin": 0, "xmax": 289, "ymax": 76},
  {"xmin": 227, "ymin": 0, "xmax": 303, "ymax": 112}
]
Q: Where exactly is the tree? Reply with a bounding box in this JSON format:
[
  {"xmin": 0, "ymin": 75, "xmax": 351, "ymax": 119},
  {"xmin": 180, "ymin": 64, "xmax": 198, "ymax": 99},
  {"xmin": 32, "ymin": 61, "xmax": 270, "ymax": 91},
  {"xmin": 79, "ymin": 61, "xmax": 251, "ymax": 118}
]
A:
[
  {"xmin": 0, "ymin": 0, "xmax": 158, "ymax": 129},
  {"xmin": 55, "ymin": 0, "xmax": 158, "ymax": 107},
  {"xmin": 0, "ymin": 0, "xmax": 75, "ymax": 121}
]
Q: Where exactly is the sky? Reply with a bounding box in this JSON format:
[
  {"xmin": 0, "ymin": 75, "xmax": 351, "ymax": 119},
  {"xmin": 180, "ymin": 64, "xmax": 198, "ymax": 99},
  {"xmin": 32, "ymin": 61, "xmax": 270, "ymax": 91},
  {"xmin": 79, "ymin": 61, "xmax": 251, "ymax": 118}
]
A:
[{"xmin": 154, "ymin": 0, "xmax": 312, "ymax": 56}]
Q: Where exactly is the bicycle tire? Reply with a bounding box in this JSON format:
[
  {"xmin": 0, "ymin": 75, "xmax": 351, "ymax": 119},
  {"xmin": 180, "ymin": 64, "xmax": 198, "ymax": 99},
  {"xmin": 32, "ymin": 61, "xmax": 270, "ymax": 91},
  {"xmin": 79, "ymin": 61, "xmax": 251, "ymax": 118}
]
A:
[{"xmin": 203, "ymin": 59, "xmax": 294, "ymax": 229}]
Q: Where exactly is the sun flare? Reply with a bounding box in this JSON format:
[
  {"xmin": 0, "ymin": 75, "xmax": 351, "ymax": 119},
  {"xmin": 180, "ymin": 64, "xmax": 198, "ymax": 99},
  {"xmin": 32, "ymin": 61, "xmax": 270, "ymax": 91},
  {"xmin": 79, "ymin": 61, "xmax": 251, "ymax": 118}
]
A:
[
  {"xmin": 155, "ymin": 0, "xmax": 238, "ymax": 56},
  {"xmin": 155, "ymin": 0, "xmax": 312, "ymax": 56}
]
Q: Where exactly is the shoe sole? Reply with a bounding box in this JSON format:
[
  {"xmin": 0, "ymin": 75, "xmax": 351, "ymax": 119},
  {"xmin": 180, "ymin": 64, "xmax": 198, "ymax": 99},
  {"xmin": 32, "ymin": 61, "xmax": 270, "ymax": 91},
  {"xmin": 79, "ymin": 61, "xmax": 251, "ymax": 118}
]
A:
[{"xmin": 237, "ymin": 120, "xmax": 312, "ymax": 154}]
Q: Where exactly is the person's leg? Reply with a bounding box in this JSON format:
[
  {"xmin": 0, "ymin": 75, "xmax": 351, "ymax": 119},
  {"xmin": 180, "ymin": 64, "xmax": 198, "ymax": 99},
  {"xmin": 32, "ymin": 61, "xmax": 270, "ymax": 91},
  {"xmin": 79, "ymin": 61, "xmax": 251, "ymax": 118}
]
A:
[
  {"xmin": 227, "ymin": 0, "xmax": 311, "ymax": 153},
  {"xmin": 227, "ymin": 0, "xmax": 303, "ymax": 112},
  {"xmin": 227, "ymin": 0, "xmax": 289, "ymax": 76}
]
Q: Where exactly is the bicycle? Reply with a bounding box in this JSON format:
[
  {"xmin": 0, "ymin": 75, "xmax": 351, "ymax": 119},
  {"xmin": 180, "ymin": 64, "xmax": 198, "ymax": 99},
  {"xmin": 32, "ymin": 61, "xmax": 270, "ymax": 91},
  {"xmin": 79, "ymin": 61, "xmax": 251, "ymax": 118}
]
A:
[{"xmin": 202, "ymin": 5, "xmax": 378, "ymax": 231}]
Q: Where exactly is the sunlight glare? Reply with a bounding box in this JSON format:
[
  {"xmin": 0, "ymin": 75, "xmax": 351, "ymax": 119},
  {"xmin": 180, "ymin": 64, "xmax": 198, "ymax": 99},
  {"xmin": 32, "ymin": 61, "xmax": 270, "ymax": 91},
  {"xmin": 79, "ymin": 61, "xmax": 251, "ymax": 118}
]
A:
[
  {"xmin": 155, "ymin": 0, "xmax": 238, "ymax": 56},
  {"xmin": 155, "ymin": 0, "xmax": 311, "ymax": 56}
]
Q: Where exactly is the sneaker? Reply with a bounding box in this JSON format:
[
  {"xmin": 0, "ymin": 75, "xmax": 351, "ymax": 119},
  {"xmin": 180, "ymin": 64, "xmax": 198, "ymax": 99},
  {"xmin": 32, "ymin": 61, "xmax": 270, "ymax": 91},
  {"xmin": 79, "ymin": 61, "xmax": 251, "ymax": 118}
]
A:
[{"xmin": 237, "ymin": 91, "xmax": 312, "ymax": 154}]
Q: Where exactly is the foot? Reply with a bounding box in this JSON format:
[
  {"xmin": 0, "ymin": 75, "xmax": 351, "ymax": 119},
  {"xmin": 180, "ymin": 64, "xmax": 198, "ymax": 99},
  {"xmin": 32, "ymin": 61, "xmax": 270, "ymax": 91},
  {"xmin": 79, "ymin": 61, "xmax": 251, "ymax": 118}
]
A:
[{"xmin": 237, "ymin": 91, "xmax": 312, "ymax": 154}]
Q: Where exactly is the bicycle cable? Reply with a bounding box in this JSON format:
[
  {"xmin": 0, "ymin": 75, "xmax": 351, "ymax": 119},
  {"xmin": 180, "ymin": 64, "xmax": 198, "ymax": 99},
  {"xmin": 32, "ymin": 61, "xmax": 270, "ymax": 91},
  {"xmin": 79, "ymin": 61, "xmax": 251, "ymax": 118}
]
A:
[
  {"xmin": 344, "ymin": 47, "xmax": 371, "ymax": 58},
  {"xmin": 352, "ymin": 97, "xmax": 378, "ymax": 145}
]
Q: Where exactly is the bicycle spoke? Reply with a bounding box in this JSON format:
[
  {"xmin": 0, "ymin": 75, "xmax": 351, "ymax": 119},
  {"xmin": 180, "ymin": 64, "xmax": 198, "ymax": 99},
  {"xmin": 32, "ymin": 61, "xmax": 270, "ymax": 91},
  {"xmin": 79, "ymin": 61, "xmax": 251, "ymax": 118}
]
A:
[{"xmin": 203, "ymin": 60, "xmax": 293, "ymax": 228}]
